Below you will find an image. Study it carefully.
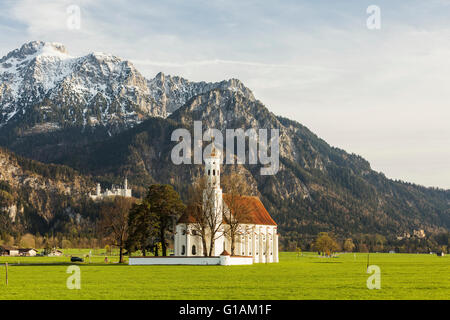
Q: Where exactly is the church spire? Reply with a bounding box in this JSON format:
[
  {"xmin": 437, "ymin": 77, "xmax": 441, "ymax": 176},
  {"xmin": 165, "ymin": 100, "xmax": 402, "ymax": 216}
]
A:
[{"xmin": 210, "ymin": 136, "xmax": 217, "ymax": 157}]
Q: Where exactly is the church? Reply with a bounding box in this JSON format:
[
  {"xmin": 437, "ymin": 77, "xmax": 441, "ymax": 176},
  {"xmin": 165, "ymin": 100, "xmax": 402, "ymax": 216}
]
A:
[{"xmin": 174, "ymin": 145, "xmax": 279, "ymax": 263}]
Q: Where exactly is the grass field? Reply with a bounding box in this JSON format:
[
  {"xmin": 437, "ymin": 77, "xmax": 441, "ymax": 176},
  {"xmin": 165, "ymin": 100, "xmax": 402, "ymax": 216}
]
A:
[{"xmin": 0, "ymin": 252, "xmax": 448, "ymax": 299}]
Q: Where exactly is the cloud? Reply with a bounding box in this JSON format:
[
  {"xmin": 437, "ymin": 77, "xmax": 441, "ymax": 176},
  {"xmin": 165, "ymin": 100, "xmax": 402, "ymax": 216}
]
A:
[{"xmin": 0, "ymin": 0, "xmax": 449, "ymax": 188}]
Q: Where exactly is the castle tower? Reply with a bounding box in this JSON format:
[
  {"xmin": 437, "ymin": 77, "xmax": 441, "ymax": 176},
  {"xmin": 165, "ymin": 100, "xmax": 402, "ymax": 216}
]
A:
[
  {"xmin": 123, "ymin": 177, "xmax": 132, "ymax": 197},
  {"xmin": 96, "ymin": 183, "xmax": 101, "ymax": 196}
]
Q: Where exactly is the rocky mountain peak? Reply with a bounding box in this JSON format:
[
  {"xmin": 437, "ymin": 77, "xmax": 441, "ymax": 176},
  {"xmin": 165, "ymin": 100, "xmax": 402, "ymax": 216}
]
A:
[
  {"xmin": 1, "ymin": 41, "xmax": 70, "ymax": 64},
  {"xmin": 147, "ymin": 72, "xmax": 256, "ymax": 114},
  {"xmin": 0, "ymin": 41, "xmax": 258, "ymax": 136},
  {"xmin": 0, "ymin": 41, "xmax": 165, "ymax": 130}
]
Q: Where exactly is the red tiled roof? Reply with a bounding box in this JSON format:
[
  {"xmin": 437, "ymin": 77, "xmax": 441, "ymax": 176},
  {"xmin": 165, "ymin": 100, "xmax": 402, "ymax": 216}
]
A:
[
  {"xmin": 223, "ymin": 194, "xmax": 277, "ymax": 226},
  {"xmin": 177, "ymin": 208, "xmax": 198, "ymax": 224},
  {"xmin": 177, "ymin": 194, "xmax": 276, "ymax": 226}
]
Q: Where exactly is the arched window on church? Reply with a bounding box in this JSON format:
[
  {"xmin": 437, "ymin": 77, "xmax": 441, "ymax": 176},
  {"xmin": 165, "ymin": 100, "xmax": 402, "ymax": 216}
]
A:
[
  {"xmin": 208, "ymin": 170, "xmax": 210, "ymax": 176},
  {"xmin": 181, "ymin": 245, "xmax": 185, "ymax": 255},
  {"xmin": 213, "ymin": 169, "xmax": 215, "ymax": 176},
  {"xmin": 192, "ymin": 245, "xmax": 196, "ymax": 255}
]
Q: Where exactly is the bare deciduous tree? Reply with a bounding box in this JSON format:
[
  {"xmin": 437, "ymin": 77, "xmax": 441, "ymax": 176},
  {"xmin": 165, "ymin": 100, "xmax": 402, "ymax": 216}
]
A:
[
  {"xmin": 221, "ymin": 173, "xmax": 253, "ymax": 256},
  {"xmin": 187, "ymin": 177, "xmax": 224, "ymax": 257},
  {"xmin": 98, "ymin": 196, "xmax": 136, "ymax": 263}
]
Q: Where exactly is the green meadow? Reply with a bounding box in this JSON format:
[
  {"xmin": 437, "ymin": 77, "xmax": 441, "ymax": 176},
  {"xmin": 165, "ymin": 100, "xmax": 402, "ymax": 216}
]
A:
[{"xmin": 0, "ymin": 252, "xmax": 448, "ymax": 300}]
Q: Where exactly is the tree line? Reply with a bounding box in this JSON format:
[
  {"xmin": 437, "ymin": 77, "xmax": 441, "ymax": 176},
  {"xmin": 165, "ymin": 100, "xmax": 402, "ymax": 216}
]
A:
[{"xmin": 283, "ymin": 231, "xmax": 450, "ymax": 255}]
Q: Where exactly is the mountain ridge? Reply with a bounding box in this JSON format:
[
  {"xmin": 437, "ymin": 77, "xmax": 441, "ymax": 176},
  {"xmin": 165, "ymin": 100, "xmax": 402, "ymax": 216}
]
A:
[
  {"xmin": 0, "ymin": 41, "xmax": 256, "ymax": 134},
  {"xmin": 0, "ymin": 41, "xmax": 448, "ymax": 243}
]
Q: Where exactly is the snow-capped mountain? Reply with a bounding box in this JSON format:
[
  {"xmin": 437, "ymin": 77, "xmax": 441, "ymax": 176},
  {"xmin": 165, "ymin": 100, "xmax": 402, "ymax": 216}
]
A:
[
  {"xmin": 0, "ymin": 41, "xmax": 255, "ymax": 134},
  {"xmin": 0, "ymin": 41, "xmax": 162, "ymax": 132}
]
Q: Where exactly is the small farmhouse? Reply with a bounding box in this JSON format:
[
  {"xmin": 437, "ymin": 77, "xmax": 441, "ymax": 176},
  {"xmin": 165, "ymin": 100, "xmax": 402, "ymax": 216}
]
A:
[
  {"xmin": 18, "ymin": 248, "xmax": 37, "ymax": 256},
  {"xmin": 0, "ymin": 245, "xmax": 19, "ymax": 256},
  {"xmin": 47, "ymin": 249, "xmax": 63, "ymax": 256},
  {"xmin": 1, "ymin": 246, "xmax": 38, "ymax": 256}
]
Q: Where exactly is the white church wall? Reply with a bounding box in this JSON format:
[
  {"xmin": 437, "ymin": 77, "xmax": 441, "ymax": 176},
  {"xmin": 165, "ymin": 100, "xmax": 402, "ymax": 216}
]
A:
[
  {"xmin": 219, "ymin": 255, "xmax": 253, "ymax": 266},
  {"xmin": 228, "ymin": 256, "xmax": 253, "ymax": 265},
  {"xmin": 189, "ymin": 233, "xmax": 204, "ymax": 256},
  {"xmin": 213, "ymin": 230, "xmax": 225, "ymax": 256},
  {"xmin": 175, "ymin": 224, "xmax": 183, "ymax": 256},
  {"xmin": 234, "ymin": 224, "xmax": 278, "ymax": 263},
  {"xmin": 176, "ymin": 224, "xmax": 213, "ymax": 257}
]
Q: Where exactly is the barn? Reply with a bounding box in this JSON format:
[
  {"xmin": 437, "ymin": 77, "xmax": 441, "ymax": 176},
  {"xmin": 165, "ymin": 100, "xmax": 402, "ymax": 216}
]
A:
[{"xmin": 0, "ymin": 245, "xmax": 20, "ymax": 256}]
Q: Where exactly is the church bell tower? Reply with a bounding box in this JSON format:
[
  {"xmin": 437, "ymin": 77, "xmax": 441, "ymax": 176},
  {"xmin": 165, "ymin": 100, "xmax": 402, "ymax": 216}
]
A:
[
  {"xmin": 203, "ymin": 140, "xmax": 224, "ymax": 255},
  {"xmin": 205, "ymin": 142, "xmax": 221, "ymax": 190}
]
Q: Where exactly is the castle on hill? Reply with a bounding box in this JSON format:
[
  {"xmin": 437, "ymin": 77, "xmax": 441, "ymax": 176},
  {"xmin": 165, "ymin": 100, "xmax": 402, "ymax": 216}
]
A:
[{"xmin": 89, "ymin": 177, "xmax": 132, "ymax": 201}]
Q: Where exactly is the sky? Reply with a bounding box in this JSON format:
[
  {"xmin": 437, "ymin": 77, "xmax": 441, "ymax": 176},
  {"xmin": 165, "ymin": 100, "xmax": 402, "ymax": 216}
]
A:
[{"xmin": 0, "ymin": 0, "xmax": 449, "ymax": 189}]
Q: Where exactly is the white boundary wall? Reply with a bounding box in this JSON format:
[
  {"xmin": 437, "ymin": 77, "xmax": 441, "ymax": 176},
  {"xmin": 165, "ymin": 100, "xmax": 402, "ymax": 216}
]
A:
[
  {"xmin": 220, "ymin": 256, "xmax": 253, "ymax": 265},
  {"xmin": 129, "ymin": 256, "xmax": 253, "ymax": 266}
]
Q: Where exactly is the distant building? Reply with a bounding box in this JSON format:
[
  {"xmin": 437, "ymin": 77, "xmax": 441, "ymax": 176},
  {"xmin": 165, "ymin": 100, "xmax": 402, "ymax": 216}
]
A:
[
  {"xmin": 89, "ymin": 177, "xmax": 132, "ymax": 201},
  {"xmin": 396, "ymin": 232, "xmax": 411, "ymax": 240},
  {"xmin": 397, "ymin": 229, "xmax": 426, "ymax": 240},
  {"xmin": 0, "ymin": 246, "xmax": 37, "ymax": 256},
  {"xmin": 47, "ymin": 249, "xmax": 63, "ymax": 257},
  {"xmin": 0, "ymin": 246, "xmax": 19, "ymax": 256},
  {"xmin": 413, "ymin": 229, "xmax": 426, "ymax": 239},
  {"xmin": 18, "ymin": 248, "xmax": 37, "ymax": 256}
]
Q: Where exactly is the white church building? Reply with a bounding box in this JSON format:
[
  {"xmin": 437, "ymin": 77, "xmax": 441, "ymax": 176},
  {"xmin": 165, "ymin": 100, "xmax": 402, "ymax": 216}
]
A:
[
  {"xmin": 129, "ymin": 146, "xmax": 279, "ymax": 266},
  {"xmin": 89, "ymin": 177, "xmax": 132, "ymax": 201}
]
